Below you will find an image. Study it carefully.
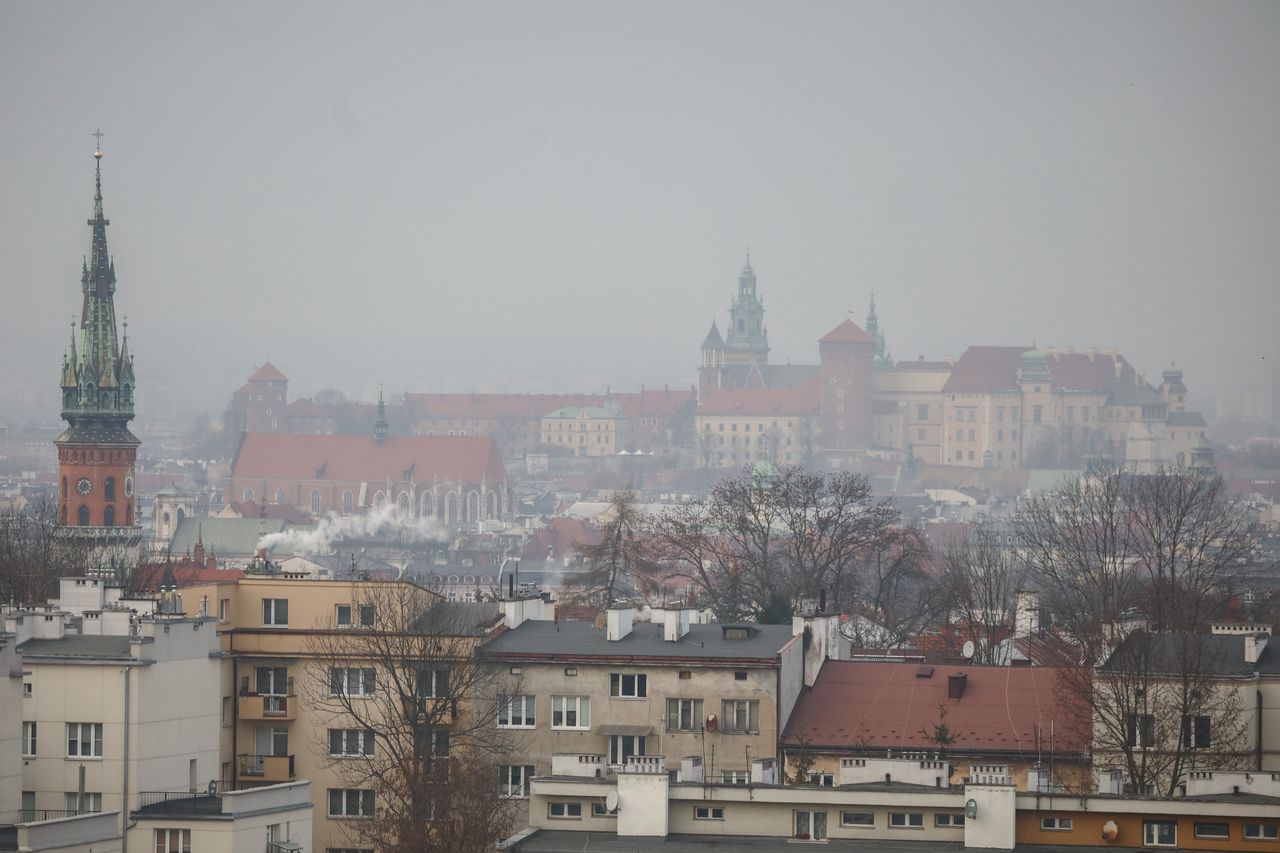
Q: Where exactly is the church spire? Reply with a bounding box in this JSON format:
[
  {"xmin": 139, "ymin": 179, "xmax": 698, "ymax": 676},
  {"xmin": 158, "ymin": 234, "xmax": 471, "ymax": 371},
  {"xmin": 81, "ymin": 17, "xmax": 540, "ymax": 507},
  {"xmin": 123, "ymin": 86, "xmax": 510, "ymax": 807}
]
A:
[{"xmin": 374, "ymin": 386, "xmax": 390, "ymax": 443}]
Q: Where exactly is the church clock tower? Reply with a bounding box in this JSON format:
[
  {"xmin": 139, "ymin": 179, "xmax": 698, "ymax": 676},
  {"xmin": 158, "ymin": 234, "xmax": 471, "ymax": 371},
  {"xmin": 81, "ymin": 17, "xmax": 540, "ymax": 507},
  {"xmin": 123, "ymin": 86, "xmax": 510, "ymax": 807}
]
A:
[{"xmin": 55, "ymin": 140, "xmax": 143, "ymax": 558}]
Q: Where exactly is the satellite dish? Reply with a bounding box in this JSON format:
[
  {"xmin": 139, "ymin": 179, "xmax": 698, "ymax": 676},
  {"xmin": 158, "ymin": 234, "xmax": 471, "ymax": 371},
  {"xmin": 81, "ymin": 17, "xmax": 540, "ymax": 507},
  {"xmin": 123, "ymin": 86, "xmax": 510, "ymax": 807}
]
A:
[
  {"xmin": 1101, "ymin": 820, "xmax": 1119, "ymax": 842},
  {"xmin": 605, "ymin": 791, "xmax": 619, "ymax": 813},
  {"xmin": 207, "ymin": 779, "xmax": 218, "ymax": 796},
  {"xmin": 705, "ymin": 713, "xmax": 719, "ymax": 733},
  {"xmin": 961, "ymin": 640, "xmax": 975, "ymax": 659}
]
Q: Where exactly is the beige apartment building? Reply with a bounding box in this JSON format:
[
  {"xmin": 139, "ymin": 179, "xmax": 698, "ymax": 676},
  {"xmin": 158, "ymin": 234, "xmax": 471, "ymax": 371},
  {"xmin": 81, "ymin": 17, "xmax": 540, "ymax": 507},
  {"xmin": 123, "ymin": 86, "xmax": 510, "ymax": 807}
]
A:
[
  {"xmin": 178, "ymin": 572, "xmax": 504, "ymax": 853},
  {"xmin": 540, "ymin": 401, "xmax": 630, "ymax": 457},
  {"xmin": 870, "ymin": 358, "xmax": 953, "ymax": 464},
  {"xmin": 695, "ymin": 383, "xmax": 820, "ymax": 468},
  {"xmin": 480, "ymin": 605, "xmax": 847, "ymax": 827}
]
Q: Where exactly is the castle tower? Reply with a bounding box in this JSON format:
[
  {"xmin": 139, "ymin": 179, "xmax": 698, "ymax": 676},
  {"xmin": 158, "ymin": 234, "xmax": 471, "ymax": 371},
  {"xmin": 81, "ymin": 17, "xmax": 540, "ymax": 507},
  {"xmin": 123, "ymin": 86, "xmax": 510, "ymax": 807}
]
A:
[
  {"xmin": 55, "ymin": 141, "xmax": 143, "ymax": 560},
  {"xmin": 374, "ymin": 387, "xmax": 390, "ymax": 444},
  {"xmin": 818, "ymin": 318, "xmax": 876, "ymax": 453},
  {"xmin": 241, "ymin": 362, "xmax": 289, "ymax": 432},
  {"xmin": 723, "ymin": 256, "xmax": 769, "ymax": 366},
  {"xmin": 866, "ymin": 293, "xmax": 892, "ymax": 370},
  {"xmin": 1160, "ymin": 363, "xmax": 1187, "ymax": 412},
  {"xmin": 698, "ymin": 320, "xmax": 725, "ymax": 401}
]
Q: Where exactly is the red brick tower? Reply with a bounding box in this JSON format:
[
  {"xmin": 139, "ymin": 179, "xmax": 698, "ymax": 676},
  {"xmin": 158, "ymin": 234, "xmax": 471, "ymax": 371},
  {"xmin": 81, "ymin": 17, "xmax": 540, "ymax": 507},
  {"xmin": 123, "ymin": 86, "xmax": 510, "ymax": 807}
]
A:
[
  {"xmin": 818, "ymin": 318, "xmax": 876, "ymax": 452},
  {"xmin": 55, "ymin": 140, "xmax": 143, "ymax": 557}
]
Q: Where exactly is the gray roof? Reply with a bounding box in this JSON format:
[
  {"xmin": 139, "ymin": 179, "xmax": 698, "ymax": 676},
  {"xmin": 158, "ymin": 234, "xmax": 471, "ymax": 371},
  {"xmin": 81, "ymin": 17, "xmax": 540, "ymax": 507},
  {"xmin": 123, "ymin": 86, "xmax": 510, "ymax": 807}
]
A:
[
  {"xmin": 170, "ymin": 517, "xmax": 294, "ymax": 558},
  {"xmin": 1100, "ymin": 632, "xmax": 1262, "ymax": 678},
  {"xmin": 413, "ymin": 600, "xmax": 503, "ymax": 635},
  {"xmin": 20, "ymin": 635, "xmax": 133, "ymax": 661},
  {"xmin": 717, "ymin": 363, "xmax": 820, "ymax": 390},
  {"xmin": 513, "ymin": 831, "xmax": 965, "ymax": 852},
  {"xmin": 484, "ymin": 620, "xmax": 794, "ymax": 662},
  {"xmin": 1167, "ymin": 410, "xmax": 1208, "ymax": 427}
]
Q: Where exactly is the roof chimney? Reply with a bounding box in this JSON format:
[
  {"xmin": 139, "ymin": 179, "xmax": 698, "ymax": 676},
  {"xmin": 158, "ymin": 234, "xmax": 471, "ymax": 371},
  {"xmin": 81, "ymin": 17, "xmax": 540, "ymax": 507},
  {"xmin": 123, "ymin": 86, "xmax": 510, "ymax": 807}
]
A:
[
  {"xmin": 1245, "ymin": 634, "xmax": 1267, "ymax": 665},
  {"xmin": 948, "ymin": 672, "xmax": 967, "ymax": 700},
  {"xmin": 606, "ymin": 606, "xmax": 634, "ymax": 642}
]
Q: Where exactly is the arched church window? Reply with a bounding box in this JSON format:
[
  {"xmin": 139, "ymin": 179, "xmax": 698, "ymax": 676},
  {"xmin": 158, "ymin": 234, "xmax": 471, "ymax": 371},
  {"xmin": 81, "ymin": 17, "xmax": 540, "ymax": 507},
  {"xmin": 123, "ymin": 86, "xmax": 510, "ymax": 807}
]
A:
[
  {"xmin": 105, "ymin": 477, "xmax": 115, "ymax": 501},
  {"xmin": 311, "ymin": 490, "xmax": 322, "ymax": 515},
  {"xmin": 78, "ymin": 506, "xmax": 90, "ymax": 526},
  {"xmin": 243, "ymin": 488, "xmax": 254, "ymax": 503},
  {"xmin": 62, "ymin": 478, "xmax": 68, "ymax": 499},
  {"xmin": 104, "ymin": 506, "xmax": 115, "ymax": 527},
  {"xmin": 275, "ymin": 489, "xmax": 286, "ymax": 505},
  {"xmin": 342, "ymin": 491, "xmax": 354, "ymax": 514}
]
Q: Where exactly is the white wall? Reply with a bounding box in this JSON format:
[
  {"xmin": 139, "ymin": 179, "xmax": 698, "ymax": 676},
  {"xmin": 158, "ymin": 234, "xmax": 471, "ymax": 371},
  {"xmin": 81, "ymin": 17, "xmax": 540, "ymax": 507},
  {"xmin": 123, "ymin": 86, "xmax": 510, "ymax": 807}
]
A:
[{"xmin": 0, "ymin": 638, "xmax": 22, "ymax": 822}]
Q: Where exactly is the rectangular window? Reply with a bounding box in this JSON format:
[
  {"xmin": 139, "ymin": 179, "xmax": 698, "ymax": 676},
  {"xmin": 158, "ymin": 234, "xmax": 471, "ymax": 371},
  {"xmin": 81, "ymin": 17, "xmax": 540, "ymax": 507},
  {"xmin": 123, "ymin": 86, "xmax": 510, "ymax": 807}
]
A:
[
  {"xmin": 22, "ymin": 722, "xmax": 35, "ymax": 757},
  {"xmin": 219, "ymin": 598, "xmax": 229, "ymax": 622},
  {"xmin": 935, "ymin": 813, "xmax": 965, "ymax": 826},
  {"xmin": 917, "ymin": 428, "xmax": 926, "ymax": 440},
  {"xmin": 328, "ymin": 729, "xmax": 375, "ymax": 757},
  {"xmin": 1041, "ymin": 817, "xmax": 1074, "ymax": 831},
  {"xmin": 415, "ymin": 728, "xmax": 449, "ymax": 759},
  {"xmin": 806, "ymin": 772, "xmax": 834, "ymax": 787},
  {"xmin": 328, "ymin": 788, "xmax": 375, "ymax": 818},
  {"xmin": 591, "ymin": 801, "xmax": 615, "ymax": 817},
  {"xmin": 917, "ymin": 405, "xmax": 929, "ymax": 421},
  {"xmin": 608, "ymin": 734, "xmax": 646, "ymax": 765},
  {"xmin": 1144, "ymin": 820, "xmax": 1177, "ymax": 847},
  {"xmin": 255, "ymin": 666, "xmax": 288, "ymax": 695},
  {"xmin": 1245, "ymin": 823, "xmax": 1279, "ymax": 841},
  {"xmin": 666, "ymin": 698, "xmax": 703, "ymax": 732},
  {"xmin": 722, "ymin": 770, "xmax": 749, "ymax": 785},
  {"xmin": 890, "ymin": 813, "xmax": 924, "ymax": 828},
  {"xmin": 336, "ymin": 604, "xmax": 352, "ymax": 626},
  {"xmin": 498, "ymin": 695, "xmax": 536, "ymax": 728},
  {"xmin": 552, "ymin": 695, "xmax": 590, "ymax": 729},
  {"xmin": 65, "ymin": 791, "xmax": 102, "ymax": 813},
  {"xmin": 416, "ymin": 668, "xmax": 449, "ymax": 699},
  {"xmin": 262, "ymin": 598, "xmax": 288, "ymax": 626},
  {"xmin": 500, "ymin": 765, "xmax": 535, "ymax": 799},
  {"xmin": 66, "ymin": 723, "xmax": 103, "ymax": 758},
  {"xmin": 794, "ymin": 810, "xmax": 827, "ymax": 840},
  {"xmin": 154, "ymin": 829, "xmax": 191, "ymax": 853},
  {"xmin": 1126, "ymin": 713, "xmax": 1156, "ymax": 748},
  {"xmin": 722, "ymin": 699, "xmax": 759, "ymax": 734},
  {"xmin": 1194, "ymin": 823, "xmax": 1229, "ymax": 839},
  {"xmin": 548, "ymin": 802, "xmax": 582, "ymax": 819},
  {"xmin": 329, "ymin": 667, "xmax": 376, "ymax": 697},
  {"xmin": 996, "ymin": 407, "xmax": 1004, "ymax": 422},
  {"xmin": 842, "ymin": 811, "xmax": 874, "ymax": 827},
  {"xmin": 695, "ymin": 806, "xmax": 725, "ymax": 820},
  {"xmin": 1181, "ymin": 714, "xmax": 1211, "ymax": 749},
  {"xmin": 1033, "ymin": 405, "xmax": 1043, "ymax": 423},
  {"xmin": 609, "ymin": 673, "xmax": 647, "ymax": 698}
]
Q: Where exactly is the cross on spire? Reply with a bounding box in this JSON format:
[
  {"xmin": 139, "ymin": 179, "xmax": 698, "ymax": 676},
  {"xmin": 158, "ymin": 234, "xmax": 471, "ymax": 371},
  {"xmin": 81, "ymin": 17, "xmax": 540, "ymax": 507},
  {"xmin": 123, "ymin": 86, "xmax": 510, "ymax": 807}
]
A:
[{"xmin": 92, "ymin": 128, "xmax": 104, "ymax": 152}]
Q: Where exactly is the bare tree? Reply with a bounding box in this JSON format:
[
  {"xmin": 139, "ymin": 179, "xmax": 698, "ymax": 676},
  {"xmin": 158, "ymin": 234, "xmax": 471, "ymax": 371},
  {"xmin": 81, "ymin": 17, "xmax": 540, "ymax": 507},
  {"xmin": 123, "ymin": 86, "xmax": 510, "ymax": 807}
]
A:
[
  {"xmin": 842, "ymin": 526, "xmax": 939, "ymax": 649},
  {"xmin": 565, "ymin": 490, "xmax": 649, "ymax": 608},
  {"xmin": 1064, "ymin": 631, "xmax": 1253, "ymax": 797},
  {"xmin": 300, "ymin": 581, "xmax": 520, "ymax": 853},
  {"xmin": 938, "ymin": 526, "xmax": 1027, "ymax": 664},
  {"xmin": 0, "ymin": 497, "xmax": 91, "ymax": 604}
]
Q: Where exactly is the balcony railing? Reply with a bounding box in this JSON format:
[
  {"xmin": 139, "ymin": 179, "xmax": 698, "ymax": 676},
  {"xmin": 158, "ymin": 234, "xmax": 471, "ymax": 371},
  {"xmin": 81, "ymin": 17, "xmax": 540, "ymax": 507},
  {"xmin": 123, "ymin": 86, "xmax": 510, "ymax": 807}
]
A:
[
  {"xmin": 18, "ymin": 809, "xmax": 83, "ymax": 823},
  {"xmin": 238, "ymin": 693, "xmax": 296, "ymax": 721},
  {"xmin": 135, "ymin": 791, "xmax": 224, "ymax": 816},
  {"xmin": 238, "ymin": 753, "xmax": 296, "ymax": 782}
]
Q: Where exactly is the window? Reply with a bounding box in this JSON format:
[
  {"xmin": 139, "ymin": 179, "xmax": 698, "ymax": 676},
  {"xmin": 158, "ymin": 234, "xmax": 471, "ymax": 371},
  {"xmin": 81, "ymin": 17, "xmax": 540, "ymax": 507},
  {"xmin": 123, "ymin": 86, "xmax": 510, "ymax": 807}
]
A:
[
  {"xmin": 842, "ymin": 811, "xmax": 874, "ymax": 827},
  {"xmin": 1181, "ymin": 714, "xmax": 1211, "ymax": 749},
  {"xmin": 329, "ymin": 788, "xmax": 375, "ymax": 818},
  {"xmin": 497, "ymin": 695, "xmax": 535, "ymax": 728},
  {"xmin": 609, "ymin": 673, "xmax": 647, "ymax": 698},
  {"xmin": 22, "ymin": 722, "xmax": 35, "ymax": 757},
  {"xmin": 548, "ymin": 802, "xmax": 582, "ymax": 819},
  {"xmin": 67, "ymin": 723, "xmax": 103, "ymax": 757},
  {"xmin": 1033, "ymin": 405, "xmax": 1043, "ymax": 423},
  {"xmin": 218, "ymin": 598, "xmax": 229, "ymax": 622},
  {"xmin": 794, "ymin": 810, "xmax": 827, "ymax": 840},
  {"xmin": 329, "ymin": 729, "xmax": 375, "ymax": 757},
  {"xmin": 917, "ymin": 405, "xmax": 929, "ymax": 420},
  {"xmin": 722, "ymin": 770, "xmax": 749, "ymax": 785},
  {"xmin": 1194, "ymin": 823, "xmax": 1229, "ymax": 839},
  {"xmin": 1041, "ymin": 817, "xmax": 1073, "ymax": 831},
  {"xmin": 310, "ymin": 489, "xmax": 321, "ymax": 515},
  {"xmin": 890, "ymin": 813, "xmax": 924, "ymax": 828},
  {"xmin": 722, "ymin": 699, "xmax": 759, "ymax": 734},
  {"xmin": 695, "ymin": 806, "xmax": 724, "ymax": 820},
  {"xmin": 935, "ymin": 813, "xmax": 965, "ymax": 826},
  {"xmin": 500, "ymin": 765, "xmax": 535, "ymax": 799},
  {"xmin": 262, "ymin": 598, "xmax": 289, "ymax": 626},
  {"xmin": 154, "ymin": 829, "xmax": 191, "ymax": 853},
  {"xmin": 608, "ymin": 735, "xmax": 646, "ymax": 764},
  {"xmin": 23, "ymin": 682, "xmax": 31, "ymax": 697},
  {"xmin": 415, "ymin": 727, "xmax": 449, "ymax": 759},
  {"xmin": 807, "ymin": 772, "xmax": 834, "ymax": 787},
  {"xmin": 416, "ymin": 668, "xmax": 449, "ymax": 699},
  {"xmin": 552, "ymin": 695, "xmax": 589, "ymax": 729},
  {"xmin": 65, "ymin": 792, "xmax": 101, "ymax": 812},
  {"xmin": 335, "ymin": 604, "xmax": 375, "ymax": 627},
  {"xmin": 666, "ymin": 698, "xmax": 702, "ymax": 732},
  {"xmin": 1144, "ymin": 820, "xmax": 1177, "ymax": 846},
  {"xmin": 255, "ymin": 666, "xmax": 288, "ymax": 696},
  {"xmin": 591, "ymin": 802, "xmax": 615, "ymax": 817},
  {"xmin": 329, "ymin": 667, "xmax": 376, "ymax": 697},
  {"xmin": 1245, "ymin": 823, "xmax": 1279, "ymax": 841},
  {"xmin": 1126, "ymin": 713, "xmax": 1156, "ymax": 748},
  {"xmin": 734, "ymin": 671, "xmax": 747, "ymax": 681}
]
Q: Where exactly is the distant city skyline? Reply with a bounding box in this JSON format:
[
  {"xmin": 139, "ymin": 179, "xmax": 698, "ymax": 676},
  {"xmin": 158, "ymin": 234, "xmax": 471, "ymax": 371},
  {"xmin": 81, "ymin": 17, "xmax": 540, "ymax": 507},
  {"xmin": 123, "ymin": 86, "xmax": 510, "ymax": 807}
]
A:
[{"xmin": 2, "ymin": 2, "xmax": 1278, "ymax": 423}]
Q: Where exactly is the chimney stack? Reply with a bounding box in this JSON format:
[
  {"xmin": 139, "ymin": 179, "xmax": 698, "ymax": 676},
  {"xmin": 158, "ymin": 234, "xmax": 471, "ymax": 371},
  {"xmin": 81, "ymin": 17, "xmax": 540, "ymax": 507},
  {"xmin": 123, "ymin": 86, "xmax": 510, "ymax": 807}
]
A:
[
  {"xmin": 948, "ymin": 672, "xmax": 967, "ymax": 700},
  {"xmin": 1245, "ymin": 634, "xmax": 1268, "ymax": 665}
]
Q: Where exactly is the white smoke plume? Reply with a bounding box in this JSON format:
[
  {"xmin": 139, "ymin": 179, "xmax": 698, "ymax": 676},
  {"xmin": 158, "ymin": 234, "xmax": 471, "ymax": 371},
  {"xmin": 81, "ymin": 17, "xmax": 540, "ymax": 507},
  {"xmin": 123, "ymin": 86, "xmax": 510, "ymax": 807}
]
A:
[{"xmin": 257, "ymin": 503, "xmax": 449, "ymax": 556}]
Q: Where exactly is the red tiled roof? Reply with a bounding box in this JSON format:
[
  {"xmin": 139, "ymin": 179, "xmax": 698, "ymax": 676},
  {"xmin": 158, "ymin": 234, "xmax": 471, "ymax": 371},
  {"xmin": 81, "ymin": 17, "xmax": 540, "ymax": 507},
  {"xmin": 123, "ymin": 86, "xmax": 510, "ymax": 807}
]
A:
[
  {"xmin": 941, "ymin": 346, "xmax": 1030, "ymax": 393},
  {"xmin": 230, "ymin": 433, "xmax": 505, "ymax": 483},
  {"xmin": 819, "ymin": 318, "xmax": 876, "ymax": 344},
  {"xmin": 698, "ymin": 376, "xmax": 821, "ymax": 416},
  {"xmin": 247, "ymin": 362, "xmax": 288, "ymax": 382},
  {"xmin": 1044, "ymin": 351, "xmax": 1132, "ymax": 392},
  {"xmin": 613, "ymin": 389, "xmax": 694, "ymax": 418},
  {"xmin": 230, "ymin": 500, "xmax": 314, "ymax": 524},
  {"xmin": 782, "ymin": 659, "xmax": 1086, "ymax": 755},
  {"xmin": 522, "ymin": 517, "xmax": 599, "ymax": 561}
]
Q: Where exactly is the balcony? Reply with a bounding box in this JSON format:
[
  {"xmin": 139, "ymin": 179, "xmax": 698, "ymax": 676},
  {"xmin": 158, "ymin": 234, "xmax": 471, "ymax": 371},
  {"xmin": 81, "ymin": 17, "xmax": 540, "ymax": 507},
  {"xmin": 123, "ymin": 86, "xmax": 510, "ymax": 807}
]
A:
[
  {"xmin": 237, "ymin": 754, "xmax": 296, "ymax": 783},
  {"xmin": 238, "ymin": 693, "xmax": 296, "ymax": 721}
]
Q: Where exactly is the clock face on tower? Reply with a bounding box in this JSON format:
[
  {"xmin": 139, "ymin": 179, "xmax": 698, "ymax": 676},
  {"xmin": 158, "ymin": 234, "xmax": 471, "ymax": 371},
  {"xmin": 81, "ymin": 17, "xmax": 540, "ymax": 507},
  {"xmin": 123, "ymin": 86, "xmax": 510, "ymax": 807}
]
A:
[{"xmin": 76, "ymin": 477, "xmax": 92, "ymax": 495}]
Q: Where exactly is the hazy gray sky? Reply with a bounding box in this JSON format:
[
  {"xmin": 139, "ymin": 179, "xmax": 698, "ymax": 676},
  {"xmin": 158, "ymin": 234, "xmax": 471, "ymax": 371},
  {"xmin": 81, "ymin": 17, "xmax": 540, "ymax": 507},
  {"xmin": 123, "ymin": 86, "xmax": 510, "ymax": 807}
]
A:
[{"xmin": 3, "ymin": 1, "xmax": 1278, "ymax": 417}]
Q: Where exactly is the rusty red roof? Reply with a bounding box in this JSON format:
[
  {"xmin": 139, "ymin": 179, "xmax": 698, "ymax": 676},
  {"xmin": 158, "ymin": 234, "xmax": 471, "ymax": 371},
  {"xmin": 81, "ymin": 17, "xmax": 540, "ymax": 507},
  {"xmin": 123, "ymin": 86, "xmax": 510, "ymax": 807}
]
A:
[
  {"xmin": 698, "ymin": 376, "xmax": 821, "ymax": 416},
  {"xmin": 246, "ymin": 362, "xmax": 288, "ymax": 382},
  {"xmin": 782, "ymin": 659, "xmax": 1086, "ymax": 756},
  {"xmin": 230, "ymin": 433, "xmax": 505, "ymax": 484},
  {"xmin": 819, "ymin": 318, "xmax": 876, "ymax": 344},
  {"xmin": 1044, "ymin": 351, "xmax": 1133, "ymax": 392},
  {"xmin": 940, "ymin": 346, "xmax": 1030, "ymax": 393}
]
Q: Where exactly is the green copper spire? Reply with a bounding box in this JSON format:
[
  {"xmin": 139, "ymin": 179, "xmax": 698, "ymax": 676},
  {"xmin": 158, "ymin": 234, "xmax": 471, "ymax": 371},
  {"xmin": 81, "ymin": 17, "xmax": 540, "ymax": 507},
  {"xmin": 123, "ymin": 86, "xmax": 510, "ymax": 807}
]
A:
[
  {"xmin": 59, "ymin": 143, "xmax": 136, "ymax": 431},
  {"xmin": 374, "ymin": 386, "xmax": 390, "ymax": 443}
]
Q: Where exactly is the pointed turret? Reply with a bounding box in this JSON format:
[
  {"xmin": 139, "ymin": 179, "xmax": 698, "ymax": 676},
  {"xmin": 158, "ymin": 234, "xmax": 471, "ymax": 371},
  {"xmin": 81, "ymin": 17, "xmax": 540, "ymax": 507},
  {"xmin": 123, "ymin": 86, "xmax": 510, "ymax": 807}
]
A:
[
  {"xmin": 374, "ymin": 387, "xmax": 390, "ymax": 444},
  {"xmin": 866, "ymin": 292, "xmax": 891, "ymax": 370}
]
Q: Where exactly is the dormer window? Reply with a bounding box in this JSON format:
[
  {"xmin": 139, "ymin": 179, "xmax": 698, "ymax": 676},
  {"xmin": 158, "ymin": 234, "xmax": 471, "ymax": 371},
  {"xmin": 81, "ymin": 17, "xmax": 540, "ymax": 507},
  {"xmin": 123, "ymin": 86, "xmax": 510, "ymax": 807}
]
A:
[{"xmin": 722, "ymin": 625, "xmax": 750, "ymax": 641}]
